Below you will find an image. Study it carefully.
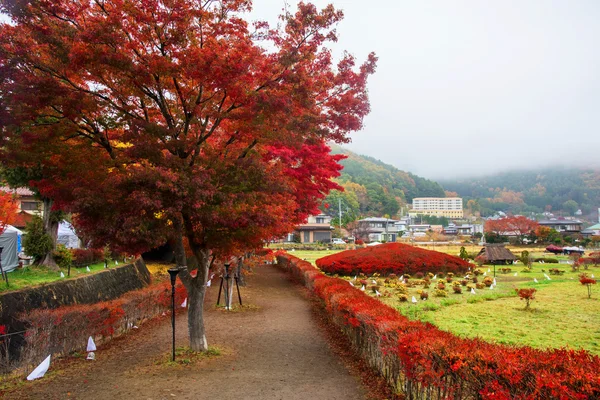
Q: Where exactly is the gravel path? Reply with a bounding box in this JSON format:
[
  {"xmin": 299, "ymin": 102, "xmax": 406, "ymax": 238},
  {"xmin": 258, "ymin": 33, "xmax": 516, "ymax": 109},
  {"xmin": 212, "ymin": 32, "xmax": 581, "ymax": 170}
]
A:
[{"xmin": 6, "ymin": 265, "xmax": 367, "ymax": 400}]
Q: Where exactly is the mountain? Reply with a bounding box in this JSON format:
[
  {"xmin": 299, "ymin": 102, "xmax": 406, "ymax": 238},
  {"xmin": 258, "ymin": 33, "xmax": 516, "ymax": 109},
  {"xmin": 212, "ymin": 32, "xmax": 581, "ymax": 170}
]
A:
[
  {"xmin": 439, "ymin": 168, "xmax": 600, "ymax": 219},
  {"xmin": 321, "ymin": 145, "xmax": 445, "ymax": 219}
]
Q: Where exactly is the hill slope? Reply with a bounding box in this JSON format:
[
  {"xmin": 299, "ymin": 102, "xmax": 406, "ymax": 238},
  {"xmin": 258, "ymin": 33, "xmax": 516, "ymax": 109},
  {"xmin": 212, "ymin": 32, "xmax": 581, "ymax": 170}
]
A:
[
  {"xmin": 440, "ymin": 168, "xmax": 600, "ymax": 218},
  {"xmin": 321, "ymin": 146, "xmax": 445, "ymax": 218}
]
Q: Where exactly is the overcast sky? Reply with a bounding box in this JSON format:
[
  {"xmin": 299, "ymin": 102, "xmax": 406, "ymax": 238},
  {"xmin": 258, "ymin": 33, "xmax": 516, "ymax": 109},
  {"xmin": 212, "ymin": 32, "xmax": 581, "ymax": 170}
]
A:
[
  {"xmin": 3, "ymin": 2, "xmax": 599, "ymax": 179},
  {"xmin": 252, "ymin": 1, "xmax": 600, "ymax": 179}
]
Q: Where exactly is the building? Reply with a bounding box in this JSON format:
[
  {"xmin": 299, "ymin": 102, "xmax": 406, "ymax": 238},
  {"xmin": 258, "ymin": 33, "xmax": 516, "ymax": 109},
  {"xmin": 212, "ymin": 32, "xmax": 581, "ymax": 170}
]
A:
[
  {"xmin": 538, "ymin": 219, "xmax": 583, "ymax": 234},
  {"xmin": 582, "ymin": 223, "xmax": 600, "ymax": 237},
  {"xmin": 411, "ymin": 197, "xmax": 463, "ymax": 219},
  {"xmin": 356, "ymin": 217, "xmax": 400, "ymax": 242},
  {"xmin": 0, "ymin": 187, "xmax": 43, "ymax": 216},
  {"xmin": 293, "ymin": 214, "xmax": 334, "ymax": 243},
  {"xmin": 443, "ymin": 223, "xmax": 484, "ymax": 236},
  {"xmin": 478, "ymin": 244, "xmax": 517, "ymax": 265}
]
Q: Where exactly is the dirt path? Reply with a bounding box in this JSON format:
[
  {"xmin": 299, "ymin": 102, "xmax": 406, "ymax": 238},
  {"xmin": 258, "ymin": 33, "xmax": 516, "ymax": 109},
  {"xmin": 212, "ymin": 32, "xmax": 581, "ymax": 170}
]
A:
[{"xmin": 5, "ymin": 265, "xmax": 367, "ymax": 400}]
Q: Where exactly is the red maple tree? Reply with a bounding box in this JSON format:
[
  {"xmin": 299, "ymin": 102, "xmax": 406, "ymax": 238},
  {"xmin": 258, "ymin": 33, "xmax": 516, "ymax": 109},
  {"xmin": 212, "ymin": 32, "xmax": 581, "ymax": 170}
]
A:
[
  {"xmin": 0, "ymin": 1, "xmax": 376, "ymax": 350},
  {"xmin": 484, "ymin": 216, "xmax": 539, "ymax": 243}
]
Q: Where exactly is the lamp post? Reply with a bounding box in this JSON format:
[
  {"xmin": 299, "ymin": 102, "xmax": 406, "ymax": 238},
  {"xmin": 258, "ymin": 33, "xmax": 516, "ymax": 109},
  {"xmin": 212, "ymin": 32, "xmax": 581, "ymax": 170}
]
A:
[
  {"xmin": 224, "ymin": 263, "xmax": 231, "ymax": 310},
  {"xmin": 167, "ymin": 267, "xmax": 180, "ymax": 362}
]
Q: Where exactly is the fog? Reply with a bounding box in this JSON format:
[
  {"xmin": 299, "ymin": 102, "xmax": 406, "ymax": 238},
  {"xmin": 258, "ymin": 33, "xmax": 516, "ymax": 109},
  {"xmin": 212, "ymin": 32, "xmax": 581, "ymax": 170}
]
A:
[{"xmin": 251, "ymin": 1, "xmax": 600, "ymax": 179}]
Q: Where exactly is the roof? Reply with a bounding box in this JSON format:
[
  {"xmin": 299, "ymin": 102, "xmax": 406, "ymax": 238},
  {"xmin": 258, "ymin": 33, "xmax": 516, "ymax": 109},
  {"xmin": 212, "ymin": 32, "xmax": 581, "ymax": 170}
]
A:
[
  {"xmin": 0, "ymin": 186, "xmax": 35, "ymax": 196},
  {"xmin": 12, "ymin": 211, "xmax": 33, "ymax": 229},
  {"xmin": 358, "ymin": 217, "xmax": 398, "ymax": 223},
  {"xmin": 539, "ymin": 219, "xmax": 583, "ymax": 225},
  {"xmin": 583, "ymin": 223, "xmax": 600, "ymax": 231},
  {"xmin": 478, "ymin": 244, "xmax": 517, "ymax": 261},
  {"xmin": 295, "ymin": 224, "xmax": 333, "ymax": 231}
]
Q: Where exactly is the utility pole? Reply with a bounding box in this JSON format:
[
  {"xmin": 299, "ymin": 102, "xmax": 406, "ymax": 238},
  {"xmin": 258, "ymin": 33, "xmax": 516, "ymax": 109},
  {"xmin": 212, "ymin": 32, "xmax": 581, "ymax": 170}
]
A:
[{"xmin": 338, "ymin": 198, "xmax": 342, "ymax": 233}]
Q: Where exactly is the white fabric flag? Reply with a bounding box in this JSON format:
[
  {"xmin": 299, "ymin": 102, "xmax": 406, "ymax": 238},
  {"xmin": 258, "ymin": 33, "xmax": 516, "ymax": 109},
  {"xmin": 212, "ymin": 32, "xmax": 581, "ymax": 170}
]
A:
[
  {"xmin": 376, "ymin": 290, "xmax": 382, "ymax": 297},
  {"xmin": 60, "ymin": 272, "xmax": 65, "ymax": 278},
  {"xmin": 411, "ymin": 296, "xmax": 417, "ymax": 304},
  {"xmin": 349, "ymin": 281, "xmax": 354, "ymax": 287},
  {"xmin": 360, "ymin": 285, "xmax": 365, "ymax": 291},
  {"xmin": 487, "ymin": 268, "xmax": 491, "ymax": 272},
  {"xmin": 27, "ymin": 355, "xmax": 51, "ymax": 381},
  {"xmin": 86, "ymin": 266, "xmax": 91, "ymax": 272},
  {"xmin": 181, "ymin": 298, "xmax": 187, "ymax": 308},
  {"xmin": 514, "ymin": 272, "xmax": 518, "ymax": 276},
  {"xmin": 115, "ymin": 261, "xmax": 119, "ymax": 265},
  {"xmin": 206, "ymin": 280, "xmax": 211, "ymax": 287},
  {"xmin": 534, "ymin": 278, "xmax": 538, "ymax": 283},
  {"xmin": 371, "ymin": 280, "xmax": 377, "ymax": 284},
  {"xmin": 471, "ymin": 288, "xmax": 476, "ymax": 294},
  {"xmin": 87, "ymin": 336, "xmax": 96, "ymax": 352}
]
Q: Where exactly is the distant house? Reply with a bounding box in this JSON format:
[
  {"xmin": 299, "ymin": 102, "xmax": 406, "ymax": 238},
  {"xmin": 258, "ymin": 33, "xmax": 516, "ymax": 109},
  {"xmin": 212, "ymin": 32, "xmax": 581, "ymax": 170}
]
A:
[
  {"xmin": 443, "ymin": 223, "xmax": 484, "ymax": 236},
  {"xmin": 478, "ymin": 244, "xmax": 517, "ymax": 265},
  {"xmin": 538, "ymin": 219, "xmax": 583, "ymax": 234},
  {"xmin": 357, "ymin": 217, "xmax": 400, "ymax": 242},
  {"xmin": 582, "ymin": 223, "xmax": 600, "ymax": 237},
  {"xmin": 0, "ymin": 187, "xmax": 43, "ymax": 216},
  {"xmin": 293, "ymin": 214, "xmax": 334, "ymax": 243}
]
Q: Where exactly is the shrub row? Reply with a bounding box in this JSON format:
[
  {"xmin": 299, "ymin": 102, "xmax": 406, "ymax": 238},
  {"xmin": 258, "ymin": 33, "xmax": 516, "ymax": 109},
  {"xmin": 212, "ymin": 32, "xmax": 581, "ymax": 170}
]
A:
[
  {"xmin": 278, "ymin": 254, "xmax": 600, "ymax": 399},
  {"xmin": 533, "ymin": 257, "xmax": 559, "ymax": 263},
  {"xmin": 316, "ymin": 243, "xmax": 472, "ymax": 276},
  {"xmin": 71, "ymin": 248, "xmax": 105, "ymax": 266},
  {"xmin": 19, "ymin": 279, "xmax": 187, "ymax": 368}
]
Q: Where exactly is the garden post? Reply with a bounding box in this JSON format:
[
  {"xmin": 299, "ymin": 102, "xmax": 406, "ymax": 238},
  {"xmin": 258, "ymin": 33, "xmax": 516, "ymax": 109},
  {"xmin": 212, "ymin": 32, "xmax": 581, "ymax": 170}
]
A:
[{"xmin": 167, "ymin": 268, "xmax": 180, "ymax": 361}]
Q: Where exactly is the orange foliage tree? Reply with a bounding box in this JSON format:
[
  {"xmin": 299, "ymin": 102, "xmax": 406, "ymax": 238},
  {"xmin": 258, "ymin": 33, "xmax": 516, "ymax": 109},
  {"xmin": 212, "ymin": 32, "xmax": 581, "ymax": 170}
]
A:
[
  {"xmin": 0, "ymin": 191, "xmax": 18, "ymax": 234},
  {"xmin": 484, "ymin": 216, "xmax": 539, "ymax": 244}
]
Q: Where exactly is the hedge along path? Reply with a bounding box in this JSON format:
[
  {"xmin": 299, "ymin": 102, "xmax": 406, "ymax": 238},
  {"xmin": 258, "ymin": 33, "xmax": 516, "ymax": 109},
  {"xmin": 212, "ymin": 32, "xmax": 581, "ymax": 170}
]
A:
[{"xmin": 3, "ymin": 265, "xmax": 366, "ymax": 400}]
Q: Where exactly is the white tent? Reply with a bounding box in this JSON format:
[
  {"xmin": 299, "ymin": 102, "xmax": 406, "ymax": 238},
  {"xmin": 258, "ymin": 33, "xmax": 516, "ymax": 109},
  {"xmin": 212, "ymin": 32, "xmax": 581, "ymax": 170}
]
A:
[
  {"xmin": 0, "ymin": 225, "xmax": 23, "ymax": 272},
  {"xmin": 57, "ymin": 222, "xmax": 80, "ymax": 249}
]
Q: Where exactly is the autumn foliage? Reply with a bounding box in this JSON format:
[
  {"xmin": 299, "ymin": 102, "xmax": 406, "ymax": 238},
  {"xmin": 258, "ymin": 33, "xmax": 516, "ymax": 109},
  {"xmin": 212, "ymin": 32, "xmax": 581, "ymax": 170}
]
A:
[
  {"xmin": 0, "ymin": 191, "xmax": 18, "ymax": 234},
  {"xmin": 316, "ymin": 243, "xmax": 472, "ymax": 276},
  {"xmin": 279, "ymin": 254, "xmax": 600, "ymax": 399},
  {"xmin": 484, "ymin": 216, "xmax": 539, "ymax": 243},
  {"xmin": 0, "ymin": 0, "xmax": 376, "ymax": 350},
  {"xmin": 20, "ymin": 279, "xmax": 187, "ymax": 365}
]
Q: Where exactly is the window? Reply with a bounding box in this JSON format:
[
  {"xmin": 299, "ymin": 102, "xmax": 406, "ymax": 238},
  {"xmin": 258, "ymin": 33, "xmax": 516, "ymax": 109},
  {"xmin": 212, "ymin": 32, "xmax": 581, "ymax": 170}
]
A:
[
  {"xmin": 316, "ymin": 217, "xmax": 325, "ymax": 224},
  {"xmin": 21, "ymin": 201, "xmax": 39, "ymax": 211}
]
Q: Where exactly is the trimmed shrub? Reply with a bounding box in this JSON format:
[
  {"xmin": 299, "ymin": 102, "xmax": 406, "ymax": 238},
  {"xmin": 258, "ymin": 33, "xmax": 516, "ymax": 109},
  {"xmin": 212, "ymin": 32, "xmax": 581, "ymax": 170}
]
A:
[
  {"xmin": 71, "ymin": 248, "xmax": 105, "ymax": 267},
  {"xmin": 316, "ymin": 242, "xmax": 471, "ymax": 276}
]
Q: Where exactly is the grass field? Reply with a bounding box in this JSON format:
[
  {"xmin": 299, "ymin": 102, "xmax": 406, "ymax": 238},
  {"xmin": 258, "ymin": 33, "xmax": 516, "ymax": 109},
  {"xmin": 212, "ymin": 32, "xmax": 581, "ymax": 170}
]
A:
[
  {"xmin": 0, "ymin": 260, "xmax": 126, "ymax": 293},
  {"xmin": 287, "ymin": 245, "xmax": 600, "ymax": 355}
]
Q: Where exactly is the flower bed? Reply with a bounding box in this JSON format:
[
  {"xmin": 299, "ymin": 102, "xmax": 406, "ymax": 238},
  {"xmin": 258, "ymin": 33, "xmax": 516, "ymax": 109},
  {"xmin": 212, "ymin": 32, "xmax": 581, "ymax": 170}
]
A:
[
  {"xmin": 278, "ymin": 253, "xmax": 600, "ymax": 399},
  {"xmin": 316, "ymin": 242, "xmax": 471, "ymax": 276},
  {"xmin": 19, "ymin": 279, "xmax": 187, "ymax": 368}
]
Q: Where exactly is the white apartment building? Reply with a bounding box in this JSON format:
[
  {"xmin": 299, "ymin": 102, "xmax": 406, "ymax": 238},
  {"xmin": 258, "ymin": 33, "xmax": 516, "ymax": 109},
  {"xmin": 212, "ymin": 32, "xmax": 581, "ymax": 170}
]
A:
[{"xmin": 411, "ymin": 197, "xmax": 464, "ymax": 219}]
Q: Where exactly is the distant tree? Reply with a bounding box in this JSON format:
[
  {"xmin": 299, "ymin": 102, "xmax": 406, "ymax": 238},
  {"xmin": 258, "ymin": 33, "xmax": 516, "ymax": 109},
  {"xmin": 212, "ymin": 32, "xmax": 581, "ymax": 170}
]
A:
[
  {"xmin": 484, "ymin": 216, "xmax": 539, "ymax": 244},
  {"xmin": 562, "ymin": 200, "xmax": 579, "ymax": 216},
  {"xmin": 579, "ymin": 274, "xmax": 596, "ymax": 299}
]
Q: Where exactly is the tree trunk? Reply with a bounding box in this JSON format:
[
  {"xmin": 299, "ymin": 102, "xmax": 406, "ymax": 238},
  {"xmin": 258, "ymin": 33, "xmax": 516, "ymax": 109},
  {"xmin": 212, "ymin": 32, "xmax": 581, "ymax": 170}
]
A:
[
  {"xmin": 187, "ymin": 281, "xmax": 208, "ymax": 351},
  {"xmin": 39, "ymin": 198, "xmax": 59, "ymax": 271},
  {"xmin": 236, "ymin": 255, "xmax": 246, "ymax": 287}
]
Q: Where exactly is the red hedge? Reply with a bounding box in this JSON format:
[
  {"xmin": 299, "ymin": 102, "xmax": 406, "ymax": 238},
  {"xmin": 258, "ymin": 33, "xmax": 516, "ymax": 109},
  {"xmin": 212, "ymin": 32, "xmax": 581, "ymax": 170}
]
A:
[
  {"xmin": 316, "ymin": 242, "xmax": 472, "ymax": 276},
  {"xmin": 20, "ymin": 279, "xmax": 187, "ymax": 366},
  {"xmin": 279, "ymin": 254, "xmax": 600, "ymax": 399}
]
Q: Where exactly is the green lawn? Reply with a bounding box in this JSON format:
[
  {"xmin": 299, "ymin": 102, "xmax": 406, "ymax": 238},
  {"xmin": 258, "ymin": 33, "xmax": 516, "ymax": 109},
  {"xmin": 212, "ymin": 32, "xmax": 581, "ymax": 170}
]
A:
[
  {"xmin": 0, "ymin": 260, "xmax": 124, "ymax": 293},
  {"xmin": 288, "ymin": 248, "xmax": 600, "ymax": 355}
]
